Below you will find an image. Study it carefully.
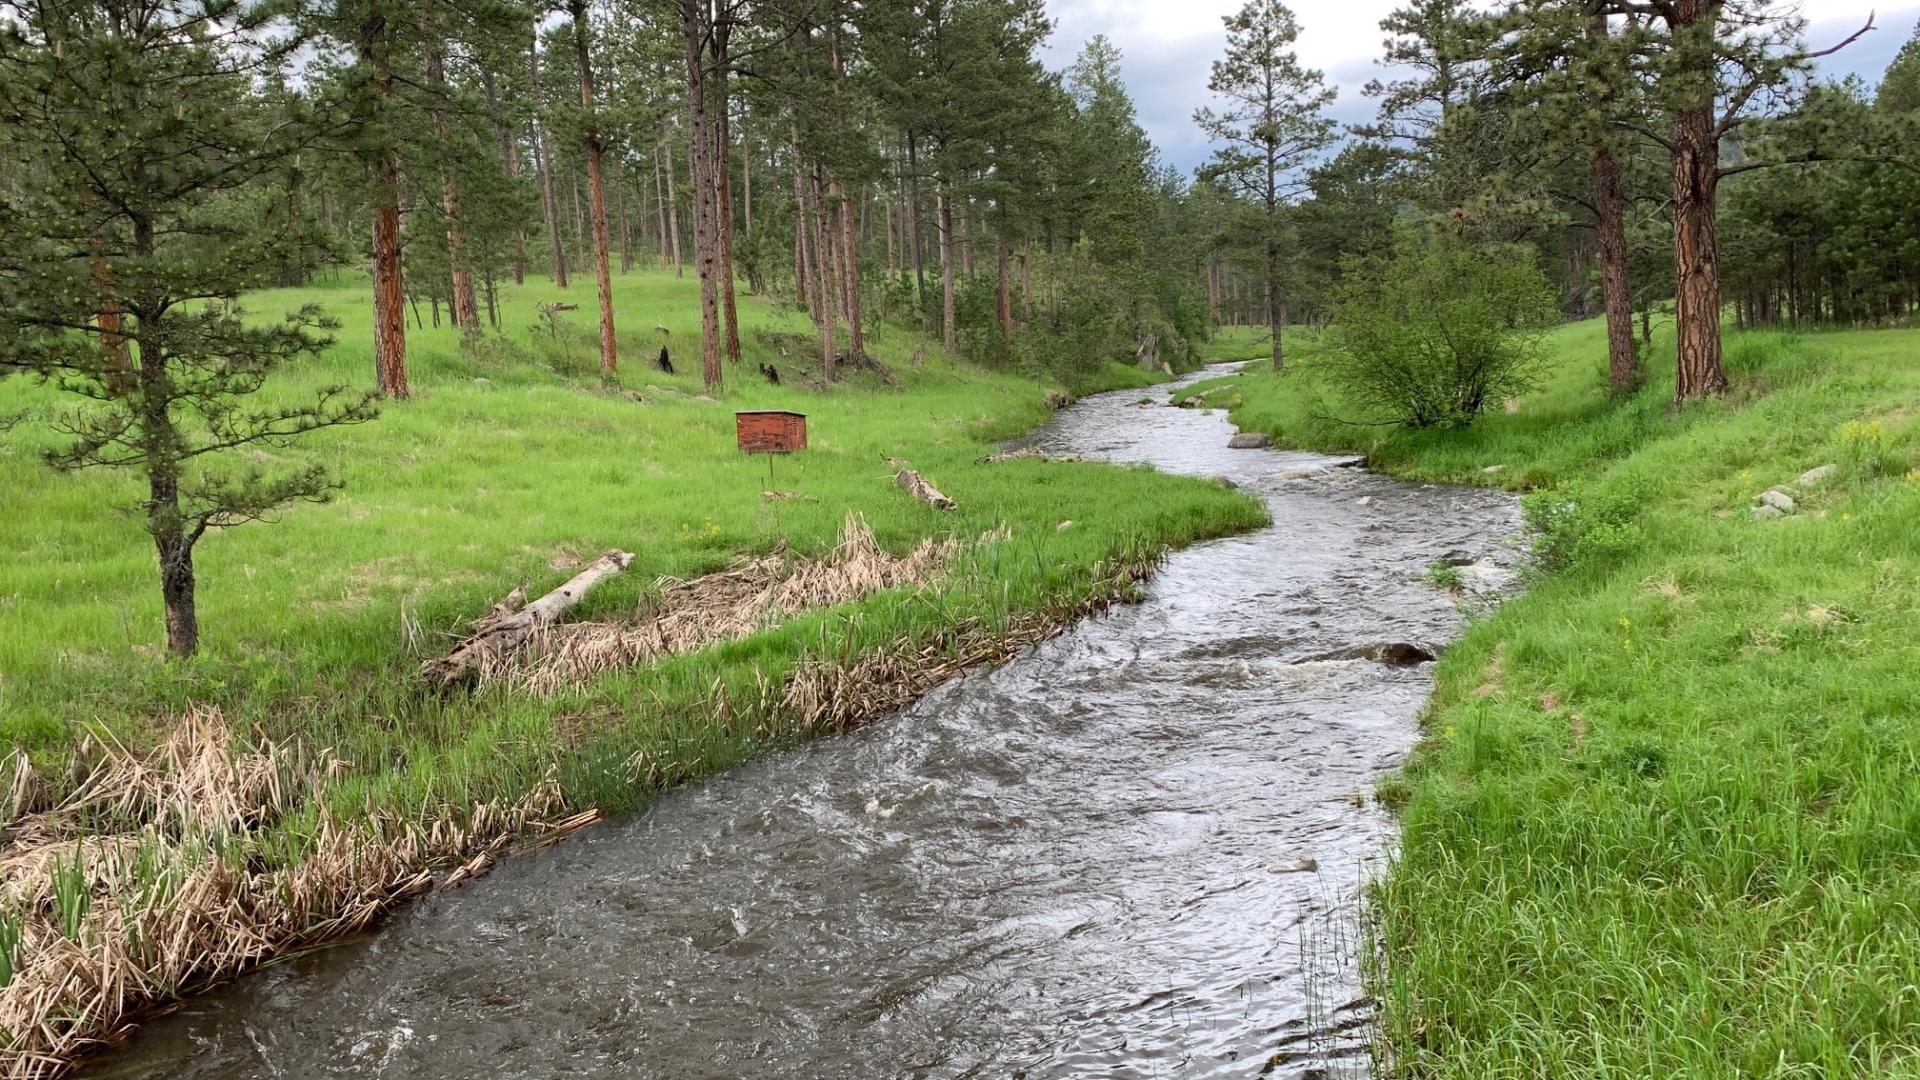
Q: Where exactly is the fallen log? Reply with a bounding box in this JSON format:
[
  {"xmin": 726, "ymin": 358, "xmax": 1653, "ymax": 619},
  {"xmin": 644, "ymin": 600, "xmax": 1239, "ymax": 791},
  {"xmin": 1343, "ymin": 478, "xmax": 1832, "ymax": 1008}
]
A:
[
  {"xmin": 895, "ymin": 468, "xmax": 956, "ymax": 511},
  {"xmin": 424, "ymin": 550, "xmax": 635, "ymax": 688}
]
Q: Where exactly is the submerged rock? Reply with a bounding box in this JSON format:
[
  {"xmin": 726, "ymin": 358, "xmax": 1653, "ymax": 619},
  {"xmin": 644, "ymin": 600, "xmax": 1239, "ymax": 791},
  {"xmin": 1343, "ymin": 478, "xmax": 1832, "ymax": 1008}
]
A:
[
  {"xmin": 1228, "ymin": 432, "xmax": 1271, "ymax": 449},
  {"xmin": 1375, "ymin": 642, "xmax": 1439, "ymax": 666},
  {"xmin": 1297, "ymin": 642, "xmax": 1438, "ymax": 666}
]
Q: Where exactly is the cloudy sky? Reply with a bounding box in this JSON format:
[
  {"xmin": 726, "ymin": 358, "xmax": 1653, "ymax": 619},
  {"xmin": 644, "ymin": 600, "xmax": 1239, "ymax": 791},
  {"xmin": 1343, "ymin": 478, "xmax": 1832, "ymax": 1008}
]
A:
[{"xmin": 1037, "ymin": 0, "xmax": 1915, "ymax": 174}]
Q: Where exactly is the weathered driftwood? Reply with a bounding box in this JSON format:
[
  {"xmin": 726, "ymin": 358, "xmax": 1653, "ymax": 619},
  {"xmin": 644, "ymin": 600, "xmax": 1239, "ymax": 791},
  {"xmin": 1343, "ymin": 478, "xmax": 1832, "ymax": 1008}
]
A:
[
  {"xmin": 424, "ymin": 550, "xmax": 635, "ymax": 687},
  {"xmin": 895, "ymin": 468, "xmax": 956, "ymax": 511}
]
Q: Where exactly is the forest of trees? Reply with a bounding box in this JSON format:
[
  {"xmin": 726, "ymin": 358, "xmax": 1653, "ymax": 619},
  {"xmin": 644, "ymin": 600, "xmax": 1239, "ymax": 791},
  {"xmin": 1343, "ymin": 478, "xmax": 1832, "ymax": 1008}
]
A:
[
  {"xmin": 7, "ymin": 0, "xmax": 1920, "ymax": 655},
  {"xmin": 1238, "ymin": 0, "xmax": 1906, "ymax": 403}
]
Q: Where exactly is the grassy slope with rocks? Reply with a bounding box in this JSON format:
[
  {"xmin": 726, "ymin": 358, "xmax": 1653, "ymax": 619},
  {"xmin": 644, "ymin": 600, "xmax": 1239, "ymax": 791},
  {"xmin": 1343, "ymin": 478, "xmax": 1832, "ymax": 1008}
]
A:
[
  {"xmin": 1184, "ymin": 318, "xmax": 1920, "ymax": 1077},
  {"xmin": 0, "ymin": 269, "xmax": 1263, "ymax": 1067}
]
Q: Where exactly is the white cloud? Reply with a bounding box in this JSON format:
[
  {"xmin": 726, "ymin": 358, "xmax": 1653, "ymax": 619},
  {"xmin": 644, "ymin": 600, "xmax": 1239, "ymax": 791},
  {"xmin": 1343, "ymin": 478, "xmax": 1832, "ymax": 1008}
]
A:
[{"xmin": 1039, "ymin": 0, "xmax": 1918, "ymax": 175}]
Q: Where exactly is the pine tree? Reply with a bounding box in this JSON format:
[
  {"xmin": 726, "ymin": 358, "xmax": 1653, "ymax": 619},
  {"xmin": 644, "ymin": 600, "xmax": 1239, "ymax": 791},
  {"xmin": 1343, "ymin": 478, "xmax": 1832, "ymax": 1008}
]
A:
[
  {"xmin": 0, "ymin": 0, "xmax": 379, "ymax": 657},
  {"xmin": 1607, "ymin": 0, "xmax": 1874, "ymax": 400},
  {"xmin": 1195, "ymin": 0, "xmax": 1336, "ymax": 370}
]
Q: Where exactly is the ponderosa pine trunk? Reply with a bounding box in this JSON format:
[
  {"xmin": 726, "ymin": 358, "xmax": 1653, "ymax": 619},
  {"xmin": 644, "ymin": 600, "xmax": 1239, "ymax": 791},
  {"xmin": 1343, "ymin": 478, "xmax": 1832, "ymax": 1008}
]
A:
[
  {"xmin": 956, "ymin": 195, "xmax": 972, "ymax": 276},
  {"xmin": 826, "ymin": 30, "xmax": 859, "ymax": 362},
  {"xmin": 479, "ymin": 67, "xmax": 527, "ymax": 286},
  {"xmin": 1020, "ymin": 241, "xmax": 1033, "ymax": 318},
  {"xmin": 836, "ymin": 179, "xmax": 862, "ymax": 360},
  {"xmin": 937, "ymin": 182, "xmax": 956, "ymax": 352},
  {"xmin": 682, "ymin": 0, "xmax": 722, "ymax": 392},
  {"xmin": 424, "ymin": 34, "xmax": 479, "ymax": 337},
  {"xmin": 569, "ymin": 172, "xmax": 586, "ymax": 271},
  {"xmin": 654, "ymin": 154, "xmax": 671, "ymax": 264},
  {"xmin": 884, "ymin": 196, "xmax": 896, "ymax": 278},
  {"xmin": 906, "ymin": 133, "xmax": 928, "ymax": 319},
  {"xmin": 531, "ymin": 30, "xmax": 568, "ymax": 288},
  {"xmin": 1266, "ymin": 237, "xmax": 1284, "ymax": 371},
  {"xmin": 569, "ymin": 0, "xmax": 617, "ymax": 375},
  {"xmin": 1592, "ymin": 145, "xmax": 1637, "ymax": 390},
  {"xmin": 713, "ymin": 31, "xmax": 742, "ymax": 365},
  {"xmin": 366, "ymin": 17, "xmax": 407, "ymax": 397},
  {"xmin": 1671, "ymin": 104, "xmax": 1728, "ymax": 400},
  {"xmin": 86, "ymin": 223, "xmax": 132, "ymax": 390},
  {"xmin": 617, "ymin": 172, "xmax": 632, "ymax": 273},
  {"xmin": 810, "ymin": 163, "xmax": 839, "ymax": 380},
  {"xmin": 995, "ymin": 235, "xmax": 1012, "ymax": 343},
  {"xmin": 153, "ymin": 481, "xmax": 198, "ymax": 658},
  {"xmin": 664, "ymin": 136, "xmax": 684, "ymax": 277},
  {"xmin": 794, "ymin": 153, "xmax": 817, "ymax": 320},
  {"xmin": 130, "ymin": 228, "xmax": 201, "ymax": 657}
]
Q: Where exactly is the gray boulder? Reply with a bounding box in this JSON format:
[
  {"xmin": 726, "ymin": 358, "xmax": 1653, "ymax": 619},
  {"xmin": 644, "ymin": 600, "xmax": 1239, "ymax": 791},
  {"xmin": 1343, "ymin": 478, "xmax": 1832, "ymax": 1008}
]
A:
[
  {"xmin": 1759, "ymin": 489, "xmax": 1796, "ymax": 513},
  {"xmin": 1798, "ymin": 464, "xmax": 1838, "ymax": 487},
  {"xmin": 1228, "ymin": 432, "xmax": 1271, "ymax": 449}
]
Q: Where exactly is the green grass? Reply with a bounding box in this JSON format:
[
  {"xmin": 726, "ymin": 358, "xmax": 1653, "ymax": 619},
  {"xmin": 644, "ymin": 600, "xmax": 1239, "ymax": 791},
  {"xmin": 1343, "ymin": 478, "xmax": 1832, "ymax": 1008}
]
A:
[
  {"xmin": 1, "ymin": 268, "xmax": 1264, "ymax": 825},
  {"xmin": 1070, "ymin": 359, "xmax": 1177, "ymax": 395},
  {"xmin": 1199, "ymin": 319, "xmax": 1920, "ymax": 1076},
  {"xmin": 1195, "ymin": 323, "xmax": 1278, "ymax": 362}
]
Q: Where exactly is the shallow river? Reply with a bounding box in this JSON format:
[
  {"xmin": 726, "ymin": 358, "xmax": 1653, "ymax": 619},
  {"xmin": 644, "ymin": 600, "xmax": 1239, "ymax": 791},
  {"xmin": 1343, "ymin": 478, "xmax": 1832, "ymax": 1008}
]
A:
[{"xmin": 94, "ymin": 363, "xmax": 1521, "ymax": 1079}]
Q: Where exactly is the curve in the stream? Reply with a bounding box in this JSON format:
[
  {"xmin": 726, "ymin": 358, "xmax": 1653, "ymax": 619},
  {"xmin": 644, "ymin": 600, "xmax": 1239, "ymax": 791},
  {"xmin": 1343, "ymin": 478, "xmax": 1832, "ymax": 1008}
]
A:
[{"xmin": 91, "ymin": 363, "xmax": 1521, "ymax": 1080}]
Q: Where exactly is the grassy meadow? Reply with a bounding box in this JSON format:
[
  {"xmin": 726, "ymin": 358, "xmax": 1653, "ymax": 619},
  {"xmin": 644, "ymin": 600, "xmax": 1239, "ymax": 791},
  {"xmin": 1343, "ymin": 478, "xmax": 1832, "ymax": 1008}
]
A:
[
  {"xmin": 2, "ymin": 267, "xmax": 1260, "ymax": 815},
  {"xmin": 1184, "ymin": 320, "xmax": 1920, "ymax": 1076}
]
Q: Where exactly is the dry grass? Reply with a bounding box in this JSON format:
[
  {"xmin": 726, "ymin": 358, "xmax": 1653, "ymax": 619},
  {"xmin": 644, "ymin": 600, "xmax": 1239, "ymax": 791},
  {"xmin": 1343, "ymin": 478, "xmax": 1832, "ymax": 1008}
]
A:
[
  {"xmin": 0, "ymin": 528, "xmax": 1165, "ymax": 1078},
  {"xmin": 763, "ymin": 547, "xmax": 1158, "ymax": 740},
  {"xmin": 504, "ymin": 513, "xmax": 964, "ymax": 693},
  {"xmin": 0, "ymin": 709, "xmax": 593, "ymax": 1078}
]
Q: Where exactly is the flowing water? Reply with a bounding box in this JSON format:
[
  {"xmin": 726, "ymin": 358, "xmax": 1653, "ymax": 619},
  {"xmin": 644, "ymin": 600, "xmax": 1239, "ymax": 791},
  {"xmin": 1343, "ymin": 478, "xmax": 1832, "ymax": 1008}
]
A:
[{"xmin": 93, "ymin": 364, "xmax": 1522, "ymax": 1079}]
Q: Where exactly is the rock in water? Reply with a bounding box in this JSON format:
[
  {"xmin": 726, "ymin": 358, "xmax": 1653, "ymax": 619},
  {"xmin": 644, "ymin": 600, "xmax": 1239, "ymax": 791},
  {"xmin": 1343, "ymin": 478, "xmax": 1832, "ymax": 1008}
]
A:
[
  {"xmin": 1375, "ymin": 642, "xmax": 1438, "ymax": 666},
  {"xmin": 1228, "ymin": 432, "xmax": 1271, "ymax": 449}
]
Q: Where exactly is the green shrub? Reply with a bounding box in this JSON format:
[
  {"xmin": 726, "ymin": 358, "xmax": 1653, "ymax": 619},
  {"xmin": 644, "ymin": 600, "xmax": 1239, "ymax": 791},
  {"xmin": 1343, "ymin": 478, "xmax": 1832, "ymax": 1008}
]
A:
[
  {"xmin": 1324, "ymin": 227, "xmax": 1557, "ymax": 428},
  {"xmin": 1521, "ymin": 482, "xmax": 1648, "ymax": 571}
]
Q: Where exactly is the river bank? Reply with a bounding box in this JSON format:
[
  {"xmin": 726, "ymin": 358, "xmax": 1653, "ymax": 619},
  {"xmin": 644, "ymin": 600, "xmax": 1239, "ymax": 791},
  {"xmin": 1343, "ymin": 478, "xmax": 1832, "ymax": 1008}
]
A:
[
  {"xmin": 1180, "ymin": 321, "xmax": 1920, "ymax": 1076},
  {"xmin": 88, "ymin": 366, "xmax": 1520, "ymax": 1079},
  {"xmin": 0, "ymin": 273, "xmax": 1257, "ymax": 1075}
]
